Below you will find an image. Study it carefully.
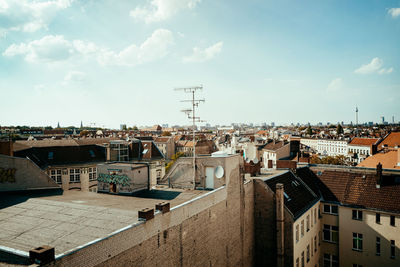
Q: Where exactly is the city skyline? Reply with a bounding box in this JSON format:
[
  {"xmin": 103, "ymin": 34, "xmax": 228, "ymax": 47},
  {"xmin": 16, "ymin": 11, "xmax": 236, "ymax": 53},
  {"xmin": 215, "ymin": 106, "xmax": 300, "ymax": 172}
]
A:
[{"xmin": 1, "ymin": 0, "xmax": 399, "ymax": 128}]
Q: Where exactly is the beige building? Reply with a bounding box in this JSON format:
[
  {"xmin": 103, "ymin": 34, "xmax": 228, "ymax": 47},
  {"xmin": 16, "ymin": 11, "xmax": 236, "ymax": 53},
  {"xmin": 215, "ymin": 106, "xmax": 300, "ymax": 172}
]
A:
[
  {"xmin": 154, "ymin": 136, "xmax": 175, "ymax": 159},
  {"xmin": 14, "ymin": 144, "xmax": 106, "ymax": 192}
]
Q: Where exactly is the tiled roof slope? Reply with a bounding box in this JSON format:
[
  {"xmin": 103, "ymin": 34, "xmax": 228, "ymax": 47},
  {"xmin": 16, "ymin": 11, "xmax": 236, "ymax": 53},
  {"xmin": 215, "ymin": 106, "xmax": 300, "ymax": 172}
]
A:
[
  {"xmin": 380, "ymin": 132, "xmax": 400, "ymax": 148},
  {"xmin": 309, "ymin": 167, "xmax": 400, "ymax": 213},
  {"xmin": 357, "ymin": 150, "xmax": 400, "ymax": 170},
  {"xmin": 14, "ymin": 145, "xmax": 106, "ymax": 169},
  {"xmin": 265, "ymin": 171, "xmax": 319, "ymax": 220},
  {"xmin": 349, "ymin": 137, "xmax": 380, "ymax": 146}
]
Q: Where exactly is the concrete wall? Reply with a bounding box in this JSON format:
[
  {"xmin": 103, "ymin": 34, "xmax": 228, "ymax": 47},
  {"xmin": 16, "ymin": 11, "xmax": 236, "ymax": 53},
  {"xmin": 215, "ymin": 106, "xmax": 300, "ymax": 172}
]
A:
[
  {"xmin": 0, "ymin": 154, "xmax": 59, "ymax": 191},
  {"xmin": 50, "ymin": 154, "xmax": 255, "ymax": 267},
  {"xmin": 165, "ymin": 155, "xmax": 235, "ymax": 190},
  {"xmin": 46, "ymin": 164, "xmax": 99, "ymax": 192},
  {"xmin": 97, "ymin": 163, "xmax": 148, "ymax": 193}
]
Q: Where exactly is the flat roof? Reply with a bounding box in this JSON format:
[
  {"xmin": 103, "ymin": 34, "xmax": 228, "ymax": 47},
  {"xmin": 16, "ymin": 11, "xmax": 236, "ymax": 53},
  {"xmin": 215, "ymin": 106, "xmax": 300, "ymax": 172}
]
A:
[{"xmin": 0, "ymin": 188, "xmax": 206, "ymax": 256}]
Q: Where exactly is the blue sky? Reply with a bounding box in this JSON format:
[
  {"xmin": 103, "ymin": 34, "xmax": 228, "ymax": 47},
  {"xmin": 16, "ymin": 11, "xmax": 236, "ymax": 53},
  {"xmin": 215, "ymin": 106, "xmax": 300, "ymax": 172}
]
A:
[{"xmin": 0, "ymin": 0, "xmax": 399, "ymax": 128}]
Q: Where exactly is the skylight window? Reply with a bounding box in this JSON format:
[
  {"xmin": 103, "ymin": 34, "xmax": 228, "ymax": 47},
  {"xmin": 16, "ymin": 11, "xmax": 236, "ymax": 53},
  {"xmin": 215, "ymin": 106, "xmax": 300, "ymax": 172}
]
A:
[
  {"xmin": 284, "ymin": 192, "xmax": 291, "ymax": 201},
  {"xmin": 48, "ymin": 152, "xmax": 53, "ymax": 160},
  {"xmin": 142, "ymin": 149, "xmax": 148, "ymax": 154}
]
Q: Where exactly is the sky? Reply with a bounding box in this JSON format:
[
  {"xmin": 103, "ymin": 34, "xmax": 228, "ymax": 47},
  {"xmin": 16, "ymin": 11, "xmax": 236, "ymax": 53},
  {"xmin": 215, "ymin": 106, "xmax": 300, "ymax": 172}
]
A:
[{"xmin": 0, "ymin": 0, "xmax": 399, "ymax": 128}]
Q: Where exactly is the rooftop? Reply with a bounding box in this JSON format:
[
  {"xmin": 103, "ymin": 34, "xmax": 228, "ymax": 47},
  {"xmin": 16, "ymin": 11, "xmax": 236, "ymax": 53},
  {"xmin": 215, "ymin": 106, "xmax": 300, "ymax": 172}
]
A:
[
  {"xmin": 348, "ymin": 137, "xmax": 380, "ymax": 146},
  {"xmin": 0, "ymin": 188, "xmax": 206, "ymax": 256}
]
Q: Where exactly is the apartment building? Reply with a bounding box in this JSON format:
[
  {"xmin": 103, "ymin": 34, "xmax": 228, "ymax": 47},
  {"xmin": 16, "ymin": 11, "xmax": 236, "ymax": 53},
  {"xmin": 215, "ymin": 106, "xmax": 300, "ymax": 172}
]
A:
[
  {"xmin": 154, "ymin": 136, "xmax": 175, "ymax": 159},
  {"xmin": 14, "ymin": 145, "xmax": 106, "ymax": 192},
  {"xmin": 317, "ymin": 139, "xmax": 347, "ymax": 157},
  {"xmin": 302, "ymin": 165, "xmax": 400, "ymax": 267},
  {"xmin": 347, "ymin": 137, "xmax": 380, "ymax": 164},
  {"xmin": 301, "ymin": 138, "xmax": 318, "ymax": 152}
]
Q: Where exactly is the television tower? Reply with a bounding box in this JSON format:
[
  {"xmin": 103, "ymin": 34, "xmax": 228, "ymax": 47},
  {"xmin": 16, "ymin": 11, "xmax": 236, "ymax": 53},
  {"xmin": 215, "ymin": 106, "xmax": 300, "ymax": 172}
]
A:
[
  {"xmin": 175, "ymin": 85, "xmax": 205, "ymax": 184},
  {"xmin": 355, "ymin": 106, "xmax": 358, "ymax": 126}
]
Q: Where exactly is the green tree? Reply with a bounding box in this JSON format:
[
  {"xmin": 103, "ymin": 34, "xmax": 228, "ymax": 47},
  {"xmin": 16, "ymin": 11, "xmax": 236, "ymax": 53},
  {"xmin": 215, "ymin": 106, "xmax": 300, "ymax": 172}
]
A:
[
  {"xmin": 306, "ymin": 126, "xmax": 313, "ymax": 136},
  {"xmin": 336, "ymin": 124, "xmax": 344, "ymax": 135}
]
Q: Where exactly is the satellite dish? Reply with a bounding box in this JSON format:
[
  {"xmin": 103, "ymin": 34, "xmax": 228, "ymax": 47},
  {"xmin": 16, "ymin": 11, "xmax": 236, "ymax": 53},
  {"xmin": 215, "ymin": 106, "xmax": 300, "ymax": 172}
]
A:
[
  {"xmin": 215, "ymin": 166, "xmax": 224, "ymax": 179},
  {"xmin": 253, "ymin": 158, "xmax": 259, "ymax": 164}
]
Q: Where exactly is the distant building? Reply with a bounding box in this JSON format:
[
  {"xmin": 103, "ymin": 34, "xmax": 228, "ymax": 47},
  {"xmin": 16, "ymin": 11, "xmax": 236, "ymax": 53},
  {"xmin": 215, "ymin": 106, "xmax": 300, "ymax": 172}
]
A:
[
  {"xmin": 97, "ymin": 162, "xmax": 149, "ymax": 194},
  {"xmin": 347, "ymin": 137, "xmax": 380, "ymax": 164}
]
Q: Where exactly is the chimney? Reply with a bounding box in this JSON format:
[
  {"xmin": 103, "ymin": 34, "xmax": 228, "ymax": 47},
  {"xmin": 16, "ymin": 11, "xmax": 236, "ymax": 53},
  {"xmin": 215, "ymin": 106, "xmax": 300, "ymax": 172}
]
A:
[
  {"xmin": 370, "ymin": 144, "xmax": 377, "ymax": 155},
  {"xmin": 397, "ymin": 149, "xmax": 400, "ymax": 167},
  {"xmin": 276, "ymin": 183, "xmax": 285, "ymax": 267},
  {"xmin": 376, "ymin": 163, "xmax": 382, "ymax": 189}
]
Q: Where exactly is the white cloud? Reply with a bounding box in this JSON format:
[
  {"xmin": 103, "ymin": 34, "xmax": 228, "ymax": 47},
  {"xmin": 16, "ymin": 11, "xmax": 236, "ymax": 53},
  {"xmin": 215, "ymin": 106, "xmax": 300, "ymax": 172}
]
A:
[
  {"xmin": 3, "ymin": 35, "xmax": 74, "ymax": 62},
  {"xmin": 64, "ymin": 71, "xmax": 86, "ymax": 82},
  {"xmin": 354, "ymin": 57, "xmax": 383, "ymax": 74},
  {"xmin": 378, "ymin": 67, "xmax": 394, "ymax": 74},
  {"xmin": 97, "ymin": 29, "xmax": 174, "ymax": 66},
  {"xmin": 130, "ymin": 0, "xmax": 201, "ymax": 23},
  {"xmin": 326, "ymin": 78, "xmax": 343, "ymax": 92},
  {"xmin": 0, "ymin": 0, "xmax": 73, "ymax": 33},
  {"xmin": 354, "ymin": 57, "xmax": 393, "ymax": 75},
  {"xmin": 388, "ymin": 8, "xmax": 400, "ymax": 18},
  {"xmin": 183, "ymin": 41, "xmax": 223, "ymax": 63},
  {"xmin": 3, "ymin": 29, "xmax": 174, "ymax": 66}
]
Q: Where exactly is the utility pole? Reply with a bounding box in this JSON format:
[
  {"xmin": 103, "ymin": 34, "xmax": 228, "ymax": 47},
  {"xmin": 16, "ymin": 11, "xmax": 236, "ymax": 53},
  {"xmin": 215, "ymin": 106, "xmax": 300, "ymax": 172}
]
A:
[{"xmin": 175, "ymin": 86, "xmax": 205, "ymax": 185}]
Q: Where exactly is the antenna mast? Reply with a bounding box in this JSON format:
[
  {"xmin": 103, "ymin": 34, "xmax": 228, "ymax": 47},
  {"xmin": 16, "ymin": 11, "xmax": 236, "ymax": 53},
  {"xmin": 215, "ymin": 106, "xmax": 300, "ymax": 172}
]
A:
[{"xmin": 175, "ymin": 85, "xmax": 205, "ymax": 185}]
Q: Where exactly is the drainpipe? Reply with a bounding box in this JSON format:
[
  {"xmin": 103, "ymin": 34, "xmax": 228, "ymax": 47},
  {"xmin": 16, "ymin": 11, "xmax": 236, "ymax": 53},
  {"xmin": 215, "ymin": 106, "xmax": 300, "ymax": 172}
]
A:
[{"xmin": 276, "ymin": 183, "xmax": 285, "ymax": 267}]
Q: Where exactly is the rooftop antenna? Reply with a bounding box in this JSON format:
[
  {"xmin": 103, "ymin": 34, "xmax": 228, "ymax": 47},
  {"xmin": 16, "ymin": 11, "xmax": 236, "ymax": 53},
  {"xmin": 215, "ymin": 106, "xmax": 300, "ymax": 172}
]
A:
[{"xmin": 175, "ymin": 85, "xmax": 205, "ymax": 185}]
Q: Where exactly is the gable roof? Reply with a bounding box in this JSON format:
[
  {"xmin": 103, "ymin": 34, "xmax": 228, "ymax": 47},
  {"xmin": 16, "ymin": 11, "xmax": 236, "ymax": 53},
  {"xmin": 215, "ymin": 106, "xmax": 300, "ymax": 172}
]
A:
[
  {"xmin": 380, "ymin": 132, "xmax": 400, "ymax": 149},
  {"xmin": 14, "ymin": 145, "xmax": 106, "ymax": 169},
  {"xmin": 309, "ymin": 167, "xmax": 400, "ymax": 213},
  {"xmin": 264, "ymin": 171, "xmax": 319, "ymax": 220}
]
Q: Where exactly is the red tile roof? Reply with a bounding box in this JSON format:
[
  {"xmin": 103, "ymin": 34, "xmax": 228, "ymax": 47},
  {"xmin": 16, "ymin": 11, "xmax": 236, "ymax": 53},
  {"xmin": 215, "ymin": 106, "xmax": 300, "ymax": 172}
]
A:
[
  {"xmin": 349, "ymin": 137, "xmax": 380, "ymax": 146},
  {"xmin": 357, "ymin": 149, "xmax": 400, "ymax": 170},
  {"xmin": 311, "ymin": 168, "xmax": 400, "ymax": 213},
  {"xmin": 380, "ymin": 132, "xmax": 400, "ymax": 148}
]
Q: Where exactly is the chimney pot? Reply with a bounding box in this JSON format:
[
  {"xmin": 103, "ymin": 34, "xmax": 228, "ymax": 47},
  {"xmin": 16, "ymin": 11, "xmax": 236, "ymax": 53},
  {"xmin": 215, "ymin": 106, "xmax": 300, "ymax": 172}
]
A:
[
  {"xmin": 138, "ymin": 208, "xmax": 154, "ymax": 221},
  {"xmin": 376, "ymin": 162, "xmax": 382, "ymax": 188}
]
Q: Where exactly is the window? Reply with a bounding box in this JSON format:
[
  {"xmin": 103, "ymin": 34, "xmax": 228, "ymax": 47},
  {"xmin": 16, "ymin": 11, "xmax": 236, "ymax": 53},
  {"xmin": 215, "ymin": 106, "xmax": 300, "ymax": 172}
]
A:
[
  {"xmin": 376, "ymin": 237, "xmax": 381, "ymax": 255},
  {"xmin": 301, "ymin": 220, "xmax": 304, "ymax": 237},
  {"xmin": 307, "ymin": 245, "xmax": 310, "ymax": 262},
  {"xmin": 352, "ymin": 233, "xmax": 363, "ymax": 251},
  {"xmin": 48, "ymin": 151, "xmax": 54, "ymax": 160},
  {"xmin": 50, "ymin": 169, "xmax": 62, "ymax": 184},
  {"xmin": 296, "ymin": 258, "xmax": 299, "ymax": 267},
  {"xmin": 323, "ymin": 224, "xmax": 338, "ymax": 243},
  {"xmin": 296, "ymin": 224, "xmax": 299, "ymax": 242},
  {"xmin": 391, "ymin": 240, "xmax": 395, "ymax": 258},
  {"xmin": 376, "ymin": 213, "xmax": 381, "ymax": 224},
  {"xmin": 314, "ymin": 208, "xmax": 317, "ymax": 224},
  {"xmin": 323, "ymin": 254, "xmax": 338, "ymax": 267},
  {"xmin": 352, "ymin": 210, "xmax": 363, "ymax": 220},
  {"xmin": 89, "ymin": 150, "xmax": 95, "ymax": 158},
  {"xmin": 352, "ymin": 264, "xmax": 362, "ymax": 267},
  {"xmin": 301, "ymin": 251, "xmax": 305, "ymax": 267},
  {"xmin": 89, "ymin": 167, "xmax": 97, "ymax": 181},
  {"xmin": 69, "ymin": 168, "xmax": 80, "ymax": 182},
  {"xmin": 314, "ymin": 236, "xmax": 317, "ymax": 252},
  {"xmin": 390, "ymin": 215, "xmax": 395, "ymax": 226},
  {"xmin": 323, "ymin": 204, "xmax": 338, "ymax": 215},
  {"xmin": 307, "ymin": 215, "xmax": 310, "ymax": 232},
  {"xmin": 311, "ymin": 209, "xmax": 314, "ymax": 227}
]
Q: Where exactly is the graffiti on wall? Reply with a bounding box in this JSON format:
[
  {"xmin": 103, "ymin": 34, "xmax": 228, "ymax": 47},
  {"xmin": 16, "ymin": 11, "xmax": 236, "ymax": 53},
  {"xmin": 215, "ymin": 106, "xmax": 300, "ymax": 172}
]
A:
[{"xmin": 0, "ymin": 168, "xmax": 16, "ymax": 183}]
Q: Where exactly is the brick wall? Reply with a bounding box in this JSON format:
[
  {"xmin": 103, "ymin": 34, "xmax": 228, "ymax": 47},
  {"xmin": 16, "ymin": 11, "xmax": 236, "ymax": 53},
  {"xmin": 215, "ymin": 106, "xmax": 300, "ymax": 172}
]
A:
[{"xmin": 50, "ymin": 155, "xmax": 255, "ymax": 267}]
